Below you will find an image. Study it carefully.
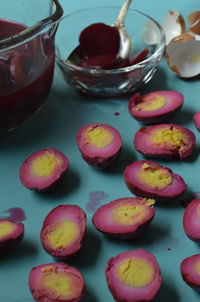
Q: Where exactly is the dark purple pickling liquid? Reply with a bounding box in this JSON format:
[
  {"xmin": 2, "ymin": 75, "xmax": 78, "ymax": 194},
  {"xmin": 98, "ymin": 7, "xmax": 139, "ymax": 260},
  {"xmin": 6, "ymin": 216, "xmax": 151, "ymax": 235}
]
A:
[
  {"xmin": 86, "ymin": 191, "xmax": 109, "ymax": 213},
  {"xmin": 0, "ymin": 18, "xmax": 55, "ymax": 134},
  {"xmin": 0, "ymin": 207, "xmax": 26, "ymax": 222}
]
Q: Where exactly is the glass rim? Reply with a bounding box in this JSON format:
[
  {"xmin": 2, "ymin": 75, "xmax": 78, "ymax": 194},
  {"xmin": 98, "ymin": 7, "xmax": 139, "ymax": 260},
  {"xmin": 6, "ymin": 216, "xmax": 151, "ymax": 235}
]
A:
[
  {"xmin": 0, "ymin": 0, "xmax": 63, "ymax": 52},
  {"xmin": 56, "ymin": 7, "xmax": 166, "ymax": 74}
]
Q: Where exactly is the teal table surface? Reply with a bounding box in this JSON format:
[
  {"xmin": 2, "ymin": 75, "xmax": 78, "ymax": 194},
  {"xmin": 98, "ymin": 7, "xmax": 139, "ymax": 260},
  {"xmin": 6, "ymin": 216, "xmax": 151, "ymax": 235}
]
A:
[{"xmin": 0, "ymin": 0, "xmax": 200, "ymax": 301}]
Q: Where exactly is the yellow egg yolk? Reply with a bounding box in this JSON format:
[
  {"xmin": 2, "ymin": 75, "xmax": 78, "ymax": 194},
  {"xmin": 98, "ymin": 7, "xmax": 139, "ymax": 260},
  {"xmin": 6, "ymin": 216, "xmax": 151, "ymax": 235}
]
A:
[
  {"xmin": 39, "ymin": 266, "xmax": 83, "ymax": 299},
  {"xmin": 0, "ymin": 221, "xmax": 17, "ymax": 239},
  {"xmin": 112, "ymin": 203, "xmax": 147, "ymax": 226},
  {"xmin": 189, "ymin": 53, "xmax": 200, "ymax": 63},
  {"xmin": 41, "ymin": 271, "xmax": 72, "ymax": 297},
  {"xmin": 149, "ymin": 127, "xmax": 188, "ymax": 151},
  {"xmin": 195, "ymin": 260, "xmax": 200, "ymax": 276},
  {"xmin": 30, "ymin": 151, "xmax": 63, "ymax": 177},
  {"xmin": 85, "ymin": 126, "xmax": 114, "ymax": 148},
  {"xmin": 45, "ymin": 220, "xmax": 80, "ymax": 250},
  {"xmin": 116, "ymin": 257, "xmax": 155, "ymax": 287},
  {"xmin": 137, "ymin": 163, "xmax": 172, "ymax": 190},
  {"xmin": 135, "ymin": 94, "xmax": 167, "ymax": 112}
]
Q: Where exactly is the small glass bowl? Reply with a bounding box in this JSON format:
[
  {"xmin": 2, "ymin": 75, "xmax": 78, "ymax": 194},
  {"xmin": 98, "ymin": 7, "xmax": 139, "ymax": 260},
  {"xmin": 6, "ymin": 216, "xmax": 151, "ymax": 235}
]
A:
[{"xmin": 55, "ymin": 7, "xmax": 165, "ymax": 97}]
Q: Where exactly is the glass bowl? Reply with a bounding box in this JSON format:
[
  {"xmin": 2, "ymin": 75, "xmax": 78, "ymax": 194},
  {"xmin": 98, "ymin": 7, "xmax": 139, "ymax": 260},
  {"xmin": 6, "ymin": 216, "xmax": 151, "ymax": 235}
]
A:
[
  {"xmin": 0, "ymin": 0, "xmax": 63, "ymax": 135},
  {"xmin": 55, "ymin": 7, "xmax": 165, "ymax": 97}
]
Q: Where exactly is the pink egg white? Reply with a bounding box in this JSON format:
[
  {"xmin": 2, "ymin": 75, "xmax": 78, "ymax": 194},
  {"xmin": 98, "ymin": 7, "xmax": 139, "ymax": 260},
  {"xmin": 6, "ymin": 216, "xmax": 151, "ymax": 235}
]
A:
[{"xmin": 40, "ymin": 205, "xmax": 87, "ymax": 259}]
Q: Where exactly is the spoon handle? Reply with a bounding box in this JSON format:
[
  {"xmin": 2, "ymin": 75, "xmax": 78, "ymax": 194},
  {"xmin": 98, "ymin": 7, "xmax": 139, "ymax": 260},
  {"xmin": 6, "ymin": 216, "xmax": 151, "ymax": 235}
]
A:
[{"xmin": 114, "ymin": 0, "xmax": 132, "ymax": 26}]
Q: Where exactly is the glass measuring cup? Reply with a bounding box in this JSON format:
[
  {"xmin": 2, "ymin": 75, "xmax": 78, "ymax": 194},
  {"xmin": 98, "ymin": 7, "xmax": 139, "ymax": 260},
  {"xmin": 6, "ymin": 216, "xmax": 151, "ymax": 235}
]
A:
[{"xmin": 0, "ymin": 0, "xmax": 63, "ymax": 134}]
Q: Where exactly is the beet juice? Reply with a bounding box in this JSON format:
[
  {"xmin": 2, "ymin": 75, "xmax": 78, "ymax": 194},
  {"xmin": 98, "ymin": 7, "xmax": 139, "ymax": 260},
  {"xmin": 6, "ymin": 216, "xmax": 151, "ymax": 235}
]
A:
[{"xmin": 0, "ymin": 18, "xmax": 55, "ymax": 134}]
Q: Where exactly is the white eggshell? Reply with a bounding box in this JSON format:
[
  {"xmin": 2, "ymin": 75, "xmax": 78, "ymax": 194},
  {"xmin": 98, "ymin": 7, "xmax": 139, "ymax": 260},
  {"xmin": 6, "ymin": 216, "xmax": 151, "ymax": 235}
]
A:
[
  {"xmin": 162, "ymin": 10, "xmax": 186, "ymax": 45},
  {"xmin": 143, "ymin": 22, "xmax": 160, "ymax": 45},
  {"xmin": 166, "ymin": 35, "xmax": 200, "ymax": 78},
  {"xmin": 188, "ymin": 10, "xmax": 200, "ymax": 36}
]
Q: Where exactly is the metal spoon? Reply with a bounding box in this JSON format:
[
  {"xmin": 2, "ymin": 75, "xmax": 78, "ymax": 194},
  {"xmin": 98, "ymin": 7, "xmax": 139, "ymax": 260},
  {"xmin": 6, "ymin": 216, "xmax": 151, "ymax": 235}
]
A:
[{"xmin": 66, "ymin": 0, "xmax": 132, "ymax": 65}]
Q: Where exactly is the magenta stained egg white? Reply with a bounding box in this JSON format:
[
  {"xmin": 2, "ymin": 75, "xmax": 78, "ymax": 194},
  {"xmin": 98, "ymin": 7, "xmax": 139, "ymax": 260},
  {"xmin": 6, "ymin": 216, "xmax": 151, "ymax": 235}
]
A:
[
  {"xmin": 124, "ymin": 160, "xmax": 187, "ymax": 202},
  {"xmin": 19, "ymin": 148, "xmax": 69, "ymax": 192},
  {"xmin": 92, "ymin": 197, "xmax": 155, "ymax": 239},
  {"xmin": 183, "ymin": 199, "xmax": 200, "ymax": 241},
  {"xmin": 40, "ymin": 205, "xmax": 87, "ymax": 259},
  {"xmin": 29, "ymin": 262, "xmax": 85, "ymax": 302},
  {"xmin": 106, "ymin": 249, "xmax": 162, "ymax": 302},
  {"xmin": 181, "ymin": 254, "xmax": 200, "ymax": 290},
  {"xmin": 77, "ymin": 123, "xmax": 122, "ymax": 169},
  {"xmin": 134, "ymin": 124, "xmax": 195, "ymax": 159},
  {"xmin": 193, "ymin": 111, "xmax": 200, "ymax": 132},
  {"xmin": 0, "ymin": 219, "xmax": 24, "ymax": 255},
  {"xmin": 128, "ymin": 90, "xmax": 184, "ymax": 124}
]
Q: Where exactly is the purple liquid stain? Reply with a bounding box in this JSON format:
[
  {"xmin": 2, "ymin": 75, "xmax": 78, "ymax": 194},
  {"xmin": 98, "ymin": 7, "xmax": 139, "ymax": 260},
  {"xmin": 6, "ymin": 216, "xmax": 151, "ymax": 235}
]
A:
[
  {"xmin": 0, "ymin": 207, "xmax": 26, "ymax": 222},
  {"xmin": 114, "ymin": 112, "xmax": 120, "ymax": 116},
  {"xmin": 86, "ymin": 191, "xmax": 109, "ymax": 213}
]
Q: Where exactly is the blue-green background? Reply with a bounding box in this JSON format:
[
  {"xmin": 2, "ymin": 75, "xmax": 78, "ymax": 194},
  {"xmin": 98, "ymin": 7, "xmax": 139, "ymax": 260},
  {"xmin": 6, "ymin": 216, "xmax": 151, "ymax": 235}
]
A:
[{"xmin": 0, "ymin": 0, "xmax": 200, "ymax": 301}]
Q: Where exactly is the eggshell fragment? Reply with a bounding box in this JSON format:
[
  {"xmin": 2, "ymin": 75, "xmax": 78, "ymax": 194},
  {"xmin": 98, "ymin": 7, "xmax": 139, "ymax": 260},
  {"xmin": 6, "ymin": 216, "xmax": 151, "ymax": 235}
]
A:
[
  {"xmin": 143, "ymin": 22, "xmax": 160, "ymax": 45},
  {"xmin": 19, "ymin": 148, "xmax": 69, "ymax": 192},
  {"xmin": 181, "ymin": 254, "xmax": 200, "ymax": 290},
  {"xmin": 92, "ymin": 197, "xmax": 155, "ymax": 239},
  {"xmin": 40, "ymin": 205, "xmax": 87, "ymax": 259},
  {"xmin": 194, "ymin": 111, "xmax": 200, "ymax": 132},
  {"xmin": 29, "ymin": 262, "xmax": 85, "ymax": 302},
  {"xmin": 77, "ymin": 123, "xmax": 122, "ymax": 169},
  {"xmin": 0, "ymin": 219, "xmax": 24, "ymax": 255},
  {"xmin": 162, "ymin": 10, "xmax": 186, "ymax": 45},
  {"xmin": 124, "ymin": 160, "xmax": 186, "ymax": 202},
  {"xmin": 134, "ymin": 124, "xmax": 195, "ymax": 160},
  {"xmin": 128, "ymin": 90, "xmax": 184, "ymax": 124},
  {"xmin": 183, "ymin": 199, "xmax": 200, "ymax": 241},
  {"xmin": 166, "ymin": 34, "xmax": 200, "ymax": 78},
  {"xmin": 106, "ymin": 249, "xmax": 162, "ymax": 302},
  {"xmin": 188, "ymin": 10, "xmax": 200, "ymax": 35}
]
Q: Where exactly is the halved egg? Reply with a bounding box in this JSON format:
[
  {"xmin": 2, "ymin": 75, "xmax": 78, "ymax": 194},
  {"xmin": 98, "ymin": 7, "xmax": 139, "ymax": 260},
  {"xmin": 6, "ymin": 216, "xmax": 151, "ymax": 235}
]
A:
[
  {"xmin": 106, "ymin": 249, "xmax": 162, "ymax": 302},
  {"xmin": 124, "ymin": 160, "xmax": 187, "ymax": 202},
  {"xmin": 92, "ymin": 197, "xmax": 155, "ymax": 239}
]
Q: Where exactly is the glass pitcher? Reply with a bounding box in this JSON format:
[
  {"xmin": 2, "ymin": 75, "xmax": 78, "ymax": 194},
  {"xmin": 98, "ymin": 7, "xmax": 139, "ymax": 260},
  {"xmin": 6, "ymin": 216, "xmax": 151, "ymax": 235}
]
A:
[{"xmin": 0, "ymin": 0, "xmax": 63, "ymax": 134}]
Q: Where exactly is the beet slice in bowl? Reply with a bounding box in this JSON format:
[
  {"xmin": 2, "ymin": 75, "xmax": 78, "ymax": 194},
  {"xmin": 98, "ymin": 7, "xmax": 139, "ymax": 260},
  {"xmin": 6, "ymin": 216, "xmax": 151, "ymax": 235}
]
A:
[
  {"xmin": 134, "ymin": 124, "xmax": 195, "ymax": 159},
  {"xmin": 78, "ymin": 53, "xmax": 125, "ymax": 70},
  {"xmin": 79, "ymin": 22, "xmax": 120, "ymax": 57},
  {"xmin": 19, "ymin": 148, "xmax": 69, "ymax": 192},
  {"xmin": 29, "ymin": 262, "xmax": 85, "ymax": 302},
  {"xmin": 0, "ymin": 219, "xmax": 24, "ymax": 255},
  {"xmin": 181, "ymin": 254, "xmax": 200, "ymax": 290},
  {"xmin": 40, "ymin": 205, "xmax": 87, "ymax": 259},
  {"xmin": 183, "ymin": 199, "xmax": 200, "ymax": 241},
  {"xmin": 124, "ymin": 160, "xmax": 187, "ymax": 202},
  {"xmin": 129, "ymin": 90, "xmax": 184, "ymax": 124},
  {"xmin": 130, "ymin": 48, "xmax": 149, "ymax": 65},
  {"xmin": 106, "ymin": 249, "xmax": 162, "ymax": 302},
  {"xmin": 92, "ymin": 197, "xmax": 155, "ymax": 239},
  {"xmin": 77, "ymin": 123, "xmax": 122, "ymax": 169}
]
